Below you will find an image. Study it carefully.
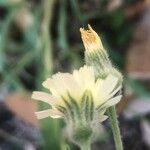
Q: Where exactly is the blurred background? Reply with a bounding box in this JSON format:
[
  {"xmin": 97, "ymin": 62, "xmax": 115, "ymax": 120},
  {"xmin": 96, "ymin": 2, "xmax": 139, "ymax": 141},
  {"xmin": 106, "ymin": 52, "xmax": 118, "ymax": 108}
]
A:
[{"xmin": 0, "ymin": 0, "xmax": 150, "ymax": 149}]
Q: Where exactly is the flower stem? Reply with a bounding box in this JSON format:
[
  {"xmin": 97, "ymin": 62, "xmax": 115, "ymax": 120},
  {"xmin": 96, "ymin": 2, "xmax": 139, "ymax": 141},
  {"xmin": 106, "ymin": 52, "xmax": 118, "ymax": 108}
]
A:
[
  {"xmin": 107, "ymin": 106, "xmax": 123, "ymax": 150},
  {"xmin": 80, "ymin": 142, "xmax": 91, "ymax": 150},
  {"xmin": 42, "ymin": 0, "xmax": 55, "ymax": 77}
]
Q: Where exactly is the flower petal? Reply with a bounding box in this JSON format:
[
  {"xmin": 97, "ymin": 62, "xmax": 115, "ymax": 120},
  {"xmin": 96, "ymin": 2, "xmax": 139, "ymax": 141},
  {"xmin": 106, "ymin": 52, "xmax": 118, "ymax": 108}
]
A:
[
  {"xmin": 108, "ymin": 85, "xmax": 122, "ymax": 99},
  {"xmin": 94, "ymin": 75, "xmax": 122, "ymax": 107},
  {"xmin": 73, "ymin": 66, "xmax": 95, "ymax": 90},
  {"xmin": 101, "ymin": 74, "xmax": 119, "ymax": 96},
  {"xmin": 102, "ymin": 95, "xmax": 122, "ymax": 108},
  {"xmin": 60, "ymin": 73, "xmax": 81, "ymax": 99},
  {"xmin": 42, "ymin": 78, "xmax": 63, "ymax": 98},
  {"xmin": 35, "ymin": 109, "xmax": 51, "ymax": 119},
  {"xmin": 32, "ymin": 91, "xmax": 57, "ymax": 106},
  {"xmin": 99, "ymin": 115, "xmax": 108, "ymax": 122},
  {"xmin": 35, "ymin": 109, "xmax": 63, "ymax": 119}
]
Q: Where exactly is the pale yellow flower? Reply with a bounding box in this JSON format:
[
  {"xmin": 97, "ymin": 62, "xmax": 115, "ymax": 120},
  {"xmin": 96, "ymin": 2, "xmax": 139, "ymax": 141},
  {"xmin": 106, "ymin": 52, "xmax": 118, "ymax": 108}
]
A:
[{"xmin": 32, "ymin": 66, "xmax": 122, "ymax": 120}]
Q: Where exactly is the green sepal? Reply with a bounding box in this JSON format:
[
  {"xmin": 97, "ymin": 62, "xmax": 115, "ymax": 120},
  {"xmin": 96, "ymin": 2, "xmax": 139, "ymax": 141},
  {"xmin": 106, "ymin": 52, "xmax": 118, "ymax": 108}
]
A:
[{"xmin": 81, "ymin": 90, "xmax": 94, "ymax": 122}]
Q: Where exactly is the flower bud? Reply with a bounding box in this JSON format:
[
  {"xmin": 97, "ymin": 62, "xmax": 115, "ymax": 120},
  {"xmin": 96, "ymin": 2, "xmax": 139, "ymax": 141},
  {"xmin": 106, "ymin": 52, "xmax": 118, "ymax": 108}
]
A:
[{"xmin": 80, "ymin": 25, "xmax": 122, "ymax": 81}]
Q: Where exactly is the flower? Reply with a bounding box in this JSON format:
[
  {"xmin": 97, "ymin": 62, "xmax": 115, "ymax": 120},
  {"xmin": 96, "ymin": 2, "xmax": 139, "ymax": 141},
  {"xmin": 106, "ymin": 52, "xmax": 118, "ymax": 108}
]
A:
[
  {"xmin": 80, "ymin": 26, "xmax": 123, "ymax": 149},
  {"xmin": 32, "ymin": 65, "xmax": 122, "ymax": 146},
  {"xmin": 32, "ymin": 66, "xmax": 122, "ymax": 121}
]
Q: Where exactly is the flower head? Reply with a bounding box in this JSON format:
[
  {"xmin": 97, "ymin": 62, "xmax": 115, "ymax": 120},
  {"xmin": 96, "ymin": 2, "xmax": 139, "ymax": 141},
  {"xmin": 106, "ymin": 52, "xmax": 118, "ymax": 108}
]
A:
[
  {"xmin": 32, "ymin": 65, "xmax": 122, "ymax": 146},
  {"xmin": 32, "ymin": 66, "xmax": 121, "ymax": 120}
]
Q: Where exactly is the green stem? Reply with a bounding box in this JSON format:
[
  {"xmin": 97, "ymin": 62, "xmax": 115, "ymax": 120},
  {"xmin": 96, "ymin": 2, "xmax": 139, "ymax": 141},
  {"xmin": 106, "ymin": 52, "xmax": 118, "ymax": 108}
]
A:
[
  {"xmin": 69, "ymin": 0, "xmax": 84, "ymax": 24},
  {"xmin": 107, "ymin": 106, "xmax": 123, "ymax": 150},
  {"xmin": 80, "ymin": 142, "xmax": 91, "ymax": 150},
  {"xmin": 41, "ymin": 0, "xmax": 54, "ymax": 77}
]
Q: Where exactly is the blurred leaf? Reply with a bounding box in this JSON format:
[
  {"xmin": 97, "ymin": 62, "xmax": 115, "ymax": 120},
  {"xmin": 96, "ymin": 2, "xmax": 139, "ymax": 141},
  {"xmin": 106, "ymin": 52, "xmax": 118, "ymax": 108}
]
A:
[
  {"xmin": 58, "ymin": 0, "xmax": 69, "ymax": 56},
  {"xmin": 0, "ymin": 0, "xmax": 23, "ymax": 7},
  {"xmin": 125, "ymin": 78, "xmax": 150, "ymax": 97}
]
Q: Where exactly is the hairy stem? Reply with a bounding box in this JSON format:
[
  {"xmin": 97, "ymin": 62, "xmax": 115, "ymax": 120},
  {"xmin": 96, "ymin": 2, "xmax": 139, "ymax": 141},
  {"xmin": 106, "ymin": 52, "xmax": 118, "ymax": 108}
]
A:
[
  {"xmin": 107, "ymin": 106, "xmax": 123, "ymax": 150},
  {"xmin": 80, "ymin": 142, "xmax": 91, "ymax": 150}
]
